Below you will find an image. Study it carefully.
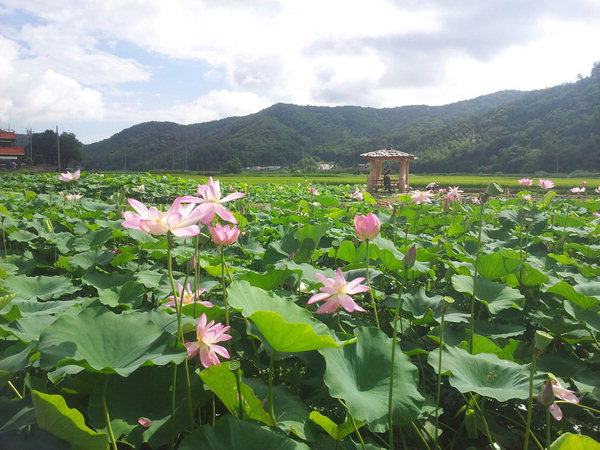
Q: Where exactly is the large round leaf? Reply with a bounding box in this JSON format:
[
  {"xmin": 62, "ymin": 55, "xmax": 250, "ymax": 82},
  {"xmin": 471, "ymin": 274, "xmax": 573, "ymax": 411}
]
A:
[
  {"xmin": 39, "ymin": 307, "xmax": 185, "ymax": 376},
  {"xmin": 428, "ymin": 345, "xmax": 534, "ymax": 401},
  {"xmin": 319, "ymin": 327, "xmax": 424, "ymax": 432},
  {"xmin": 32, "ymin": 390, "xmax": 108, "ymax": 450},
  {"xmin": 452, "ymin": 274, "xmax": 524, "ymax": 314},
  {"xmin": 2, "ymin": 275, "xmax": 77, "ymax": 301},
  {"xmin": 179, "ymin": 415, "xmax": 310, "ymax": 450}
]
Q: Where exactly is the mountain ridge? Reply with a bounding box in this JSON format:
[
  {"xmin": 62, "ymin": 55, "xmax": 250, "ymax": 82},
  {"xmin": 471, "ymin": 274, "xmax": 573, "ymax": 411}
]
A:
[{"xmin": 82, "ymin": 65, "xmax": 600, "ymax": 173}]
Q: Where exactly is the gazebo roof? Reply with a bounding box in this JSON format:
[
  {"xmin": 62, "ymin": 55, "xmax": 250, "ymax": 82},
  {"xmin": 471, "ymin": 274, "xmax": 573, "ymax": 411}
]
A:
[{"xmin": 360, "ymin": 148, "xmax": 417, "ymax": 160}]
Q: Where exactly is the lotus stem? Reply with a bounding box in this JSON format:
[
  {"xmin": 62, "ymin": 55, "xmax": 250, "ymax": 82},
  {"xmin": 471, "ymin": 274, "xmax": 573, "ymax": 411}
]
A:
[
  {"xmin": 365, "ymin": 241, "xmax": 380, "ymax": 329},
  {"xmin": 220, "ymin": 247, "xmax": 230, "ymax": 330},
  {"xmin": 469, "ymin": 202, "xmax": 484, "ymax": 353},
  {"xmin": 166, "ymin": 237, "xmax": 194, "ymax": 429},
  {"xmin": 101, "ymin": 375, "xmax": 118, "ymax": 450},
  {"xmin": 388, "ymin": 286, "xmax": 403, "ymax": 448},
  {"xmin": 8, "ymin": 380, "xmax": 23, "ymax": 399},
  {"xmin": 524, "ymin": 351, "xmax": 538, "ymax": 450},
  {"xmin": 435, "ymin": 305, "xmax": 447, "ymax": 448},
  {"xmin": 268, "ymin": 350, "xmax": 277, "ymax": 425}
]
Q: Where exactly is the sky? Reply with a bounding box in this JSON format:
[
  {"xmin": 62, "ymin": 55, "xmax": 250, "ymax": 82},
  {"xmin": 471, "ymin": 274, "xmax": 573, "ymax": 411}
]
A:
[{"xmin": 1, "ymin": 1, "xmax": 600, "ymax": 144}]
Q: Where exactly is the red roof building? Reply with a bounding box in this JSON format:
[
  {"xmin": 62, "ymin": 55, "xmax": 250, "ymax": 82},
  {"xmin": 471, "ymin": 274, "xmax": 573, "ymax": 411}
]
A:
[{"xmin": 0, "ymin": 130, "xmax": 25, "ymax": 164}]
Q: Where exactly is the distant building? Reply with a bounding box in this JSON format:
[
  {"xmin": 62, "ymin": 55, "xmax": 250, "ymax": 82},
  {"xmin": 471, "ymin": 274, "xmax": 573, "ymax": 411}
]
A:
[
  {"xmin": 319, "ymin": 163, "xmax": 334, "ymax": 171},
  {"xmin": 245, "ymin": 165, "xmax": 282, "ymax": 171},
  {"xmin": 0, "ymin": 129, "xmax": 25, "ymax": 167}
]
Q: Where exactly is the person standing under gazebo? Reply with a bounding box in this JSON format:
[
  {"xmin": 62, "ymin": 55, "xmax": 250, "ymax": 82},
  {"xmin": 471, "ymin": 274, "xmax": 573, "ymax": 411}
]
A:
[{"xmin": 383, "ymin": 167, "xmax": 391, "ymax": 193}]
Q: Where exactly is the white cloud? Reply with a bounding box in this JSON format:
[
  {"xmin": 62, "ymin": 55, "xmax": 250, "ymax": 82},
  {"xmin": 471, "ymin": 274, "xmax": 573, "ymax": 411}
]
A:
[
  {"xmin": 1, "ymin": 0, "xmax": 600, "ymax": 141},
  {"xmin": 165, "ymin": 89, "xmax": 271, "ymax": 124}
]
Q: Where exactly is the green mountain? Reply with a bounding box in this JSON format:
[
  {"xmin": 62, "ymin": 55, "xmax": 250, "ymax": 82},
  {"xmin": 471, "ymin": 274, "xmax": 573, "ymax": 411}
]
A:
[{"xmin": 82, "ymin": 63, "xmax": 600, "ymax": 173}]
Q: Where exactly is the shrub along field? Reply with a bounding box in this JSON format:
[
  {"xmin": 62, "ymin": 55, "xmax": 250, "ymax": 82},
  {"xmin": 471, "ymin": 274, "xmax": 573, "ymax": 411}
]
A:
[{"xmin": 0, "ymin": 171, "xmax": 599, "ymax": 449}]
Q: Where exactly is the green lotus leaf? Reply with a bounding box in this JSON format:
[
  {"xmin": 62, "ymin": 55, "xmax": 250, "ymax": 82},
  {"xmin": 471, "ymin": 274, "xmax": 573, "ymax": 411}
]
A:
[
  {"xmin": 319, "ymin": 327, "xmax": 424, "ymax": 432},
  {"xmin": 249, "ymin": 311, "xmax": 340, "ymax": 352},
  {"xmin": 179, "ymin": 415, "xmax": 310, "ymax": 450},
  {"xmin": 246, "ymin": 379, "xmax": 312, "ymax": 440},
  {"xmin": 237, "ymin": 266, "xmax": 289, "ymax": 290},
  {"xmin": 2, "ymin": 275, "xmax": 78, "ymax": 301},
  {"xmin": 545, "ymin": 281, "xmax": 599, "ymax": 310},
  {"xmin": 87, "ymin": 365, "xmax": 205, "ymax": 448},
  {"xmin": 0, "ymin": 396, "xmax": 35, "ymax": 433},
  {"xmin": 97, "ymin": 280, "xmax": 146, "ymax": 308},
  {"xmin": 2, "ymin": 314, "xmax": 57, "ymax": 343},
  {"xmin": 82, "ymin": 272, "xmax": 135, "ymax": 290},
  {"xmin": 227, "ymin": 280, "xmax": 335, "ymax": 338},
  {"xmin": 69, "ymin": 249, "xmax": 115, "ymax": 270},
  {"xmin": 309, "ymin": 411, "xmax": 363, "ymax": 441},
  {"xmin": 32, "ymin": 390, "xmax": 108, "ymax": 450},
  {"xmin": 428, "ymin": 345, "xmax": 532, "ymax": 401},
  {"xmin": 38, "ymin": 307, "xmax": 185, "ymax": 376},
  {"xmin": 549, "ymin": 432, "xmax": 600, "ymax": 449},
  {"xmin": 452, "ymin": 274, "xmax": 524, "ymax": 314},
  {"xmin": 477, "ymin": 253, "xmax": 520, "ymax": 280},
  {"xmin": 199, "ymin": 362, "xmax": 273, "ymax": 426}
]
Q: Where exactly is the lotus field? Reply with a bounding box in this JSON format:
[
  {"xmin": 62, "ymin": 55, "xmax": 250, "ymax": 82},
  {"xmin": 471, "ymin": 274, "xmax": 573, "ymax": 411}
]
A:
[{"xmin": 1, "ymin": 172, "xmax": 600, "ymax": 449}]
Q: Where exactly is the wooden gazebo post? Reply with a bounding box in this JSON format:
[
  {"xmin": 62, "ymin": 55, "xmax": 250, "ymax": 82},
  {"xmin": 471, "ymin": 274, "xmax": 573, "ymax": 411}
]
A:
[{"xmin": 360, "ymin": 148, "xmax": 417, "ymax": 193}]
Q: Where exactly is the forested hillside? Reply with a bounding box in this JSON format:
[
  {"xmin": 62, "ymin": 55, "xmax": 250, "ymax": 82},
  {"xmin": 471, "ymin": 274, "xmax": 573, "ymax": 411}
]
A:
[{"xmin": 82, "ymin": 63, "xmax": 600, "ymax": 173}]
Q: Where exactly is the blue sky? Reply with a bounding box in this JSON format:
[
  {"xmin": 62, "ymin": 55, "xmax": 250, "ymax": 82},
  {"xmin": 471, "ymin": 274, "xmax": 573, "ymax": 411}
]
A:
[{"xmin": 1, "ymin": 0, "xmax": 599, "ymax": 144}]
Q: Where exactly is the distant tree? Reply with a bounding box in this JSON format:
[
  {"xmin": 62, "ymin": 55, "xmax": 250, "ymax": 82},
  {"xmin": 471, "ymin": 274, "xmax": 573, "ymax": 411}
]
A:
[
  {"xmin": 31, "ymin": 130, "xmax": 82, "ymax": 167},
  {"xmin": 222, "ymin": 157, "xmax": 243, "ymax": 174}
]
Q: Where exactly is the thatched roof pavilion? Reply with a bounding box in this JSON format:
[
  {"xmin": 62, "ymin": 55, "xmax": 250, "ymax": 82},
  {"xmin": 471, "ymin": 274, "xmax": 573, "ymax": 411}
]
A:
[{"xmin": 360, "ymin": 148, "xmax": 417, "ymax": 193}]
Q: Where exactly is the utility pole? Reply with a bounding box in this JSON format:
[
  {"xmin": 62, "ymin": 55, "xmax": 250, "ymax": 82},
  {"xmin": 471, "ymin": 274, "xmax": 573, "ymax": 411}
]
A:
[
  {"xmin": 56, "ymin": 126, "xmax": 61, "ymax": 171},
  {"xmin": 26, "ymin": 128, "xmax": 32, "ymax": 159}
]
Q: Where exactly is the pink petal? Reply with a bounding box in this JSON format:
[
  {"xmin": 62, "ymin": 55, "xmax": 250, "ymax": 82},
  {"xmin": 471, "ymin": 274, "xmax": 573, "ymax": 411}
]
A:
[
  {"xmin": 549, "ymin": 403, "xmax": 563, "ymax": 421},
  {"xmin": 214, "ymin": 204, "xmax": 237, "ymax": 224},
  {"xmin": 220, "ymin": 192, "xmax": 246, "ymax": 203},
  {"xmin": 308, "ymin": 293, "xmax": 331, "ymax": 304},
  {"xmin": 171, "ymin": 225, "xmax": 201, "ymax": 237}
]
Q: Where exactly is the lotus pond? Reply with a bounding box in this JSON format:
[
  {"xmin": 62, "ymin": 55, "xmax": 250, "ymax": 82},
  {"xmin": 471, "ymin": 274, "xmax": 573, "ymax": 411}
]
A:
[{"xmin": 0, "ymin": 172, "xmax": 599, "ymax": 449}]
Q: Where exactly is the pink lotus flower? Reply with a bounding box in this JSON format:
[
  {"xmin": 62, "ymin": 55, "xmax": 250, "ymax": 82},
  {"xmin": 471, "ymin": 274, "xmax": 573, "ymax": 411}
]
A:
[
  {"xmin": 350, "ymin": 188, "xmax": 363, "ymax": 201},
  {"xmin": 538, "ymin": 179, "xmax": 555, "ymax": 189},
  {"xmin": 354, "ymin": 213, "xmax": 380, "ymax": 241},
  {"xmin": 537, "ymin": 378, "xmax": 579, "ymax": 421},
  {"xmin": 180, "ymin": 177, "xmax": 245, "ymax": 224},
  {"xmin": 570, "ymin": 187, "xmax": 585, "ymax": 193},
  {"xmin": 308, "ymin": 187, "xmax": 319, "ymax": 196},
  {"xmin": 410, "ymin": 190, "xmax": 434, "ymax": 204},
  {"xmin": 581, "ymin": 180, "xmax": 587, "ymax": 185},
  {"xmin": 165, "ymin": 283, "xmax": 212, "ymax": 308},
  {"xmin": 122, "ymin": 197, "xmax": 205, "ymax": 237},
  {"xmin": 446, "ymin": 186, "xmax": 463, "ymax": 202},
  {"xmin": 521, "ymin": 194, "xmax": 532, "ymax": 201},
  {"xmin": 308, "ymin": 268, "xmax": 369, "ymax": 314},
  {"xmin": 185, "ymin": 314, "xmax": 232, "ymax": 368},
  {"xmin": 131, "ymin": 184, "xmax": 145, "ymax": 192},
  {"xmin": 438, "ymin": 188, "xmax": 447, "ymax": 194},
  {"xmin": 208, "ymin": 223, "xmax": 241, "ymax": 246},
  {"xmin": 58, "ymin": 169, "xmax": 80, "ymax": 182},
  {"xmin": 593, "ymin": 212, "xmax": 600, "ymax": 219},
  {"xmin": 137, "ymin": 417, "xmax": 153, "ymax": 428},
  {"xmin": 518, "ymin": 178, "xmax": 533, "ymax": 186},
  {"xmin": 596, "ymin": 187, "xmax": 600, "ymax": 194},
  {"xmin": 65, "ymin": 193, "xmax": 83, "ymax": 201},
  {"xmin": 472, "ymin": 197, "xmax": 481, "ymax": 205}
]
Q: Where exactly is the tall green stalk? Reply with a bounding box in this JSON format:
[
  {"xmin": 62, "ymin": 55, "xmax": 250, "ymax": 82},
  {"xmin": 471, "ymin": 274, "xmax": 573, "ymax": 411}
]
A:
[
  {"xmin": 166, "ymin": 237, "xmax": 195, "ymax": 430},
  {"xmin": 469, "ymin": 202, "xmax": 484, "ymax": 353},
  {"xmin": 435, "ymin": 301, "xmax": 450, "ymax": 448},
  {"xmin": 219, "ymin": 247, "xmax": 231, "ymax": 331},
  {"xmin": 388, "ymin": 286, "xmax": 403, "ymax": 448},
  {"xmin": 524, "ymin": 351, "xmax": 538, "ymax": 450},
  {"xmin": 102, "ymin": 375, "xmax": 118, "ymax": 450},
  {"xmin": 268, "ymin": 350, "xmax": 277, "ymax": 425},
  {"xmin": 364, "ymin": 241, "xmax": 380, "ymax": 329}
]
